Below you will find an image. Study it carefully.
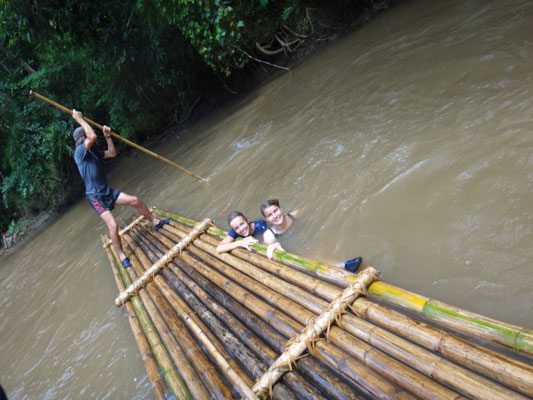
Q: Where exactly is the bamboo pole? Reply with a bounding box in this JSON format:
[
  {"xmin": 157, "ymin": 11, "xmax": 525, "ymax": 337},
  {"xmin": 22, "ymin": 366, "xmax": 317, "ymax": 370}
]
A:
[
  {"xmin": 135, "ymin": 227, "xmax": 263, "ymax": 385},
  {"xmin": 251, "ymin": 267, "xmax": 379, "ymax": 397},
  {"xmin": 176, "ymin": 251, "xmax": 411, "ymax": 399},
  {"xmin": 29, "ymin": 90, "xmax": 206, "ymax": 182},
  {"xmin": 115, "ymin": 218, "xmax": 212, "ymax": 306},
  {"xmin": 155, "ymin": 229, "xmax": 412, "ymax": 399},
  {"xmin": 212, "ymin": 227, "xmax": 533, "ymax": 397},
  {"xmin": 368, "ymin": 281, "xmax": 533, "ymax": 357},
  {"xmin": 153, "ymin": 228, "xmax": 366, "ymax": 400},
  {"xmin": 153, "ymin": 210, "xmax": 533, "ymax": 358},
  {"xmin": 107, "ymin": 240, "xmax": 192, "ymax": 399},
  {"xmin": 126, "ymin": 231, "xmax": 258, "ymax": 399},
  {"xmin": 164, "ymin": 220, "xmax": 532, "ymax": 399},
  {"xmin": 103, "ymin": 208, "xmax": 154, "ymax": 247},
  {"xmin": 102, "ymin": 235, "xmax": 167, "ymax": 400},
  {"xmin": 141, "ymin": 226, "xmax": 337, "ymax": 400},
  {"xmin": 169, "ymin": 228, "xmax": 467, "ymax": 399},
  {"xmin": 350, "ymin": 298, "xmax": 533, "ymax": 398},
  {"xmin": 337, "ymin": 313, "xmax": 530, "ymax": 400},
  {"xmin": 128, "ymin": 229, "xmax": 255, "ymax": 391},
  {"xmin": 120, "ymin": 236, "xmax": 214, "ymax": 399},
  {"xmin": 124, "ymin": 233, "xmax": 233, "ymax": 399}
]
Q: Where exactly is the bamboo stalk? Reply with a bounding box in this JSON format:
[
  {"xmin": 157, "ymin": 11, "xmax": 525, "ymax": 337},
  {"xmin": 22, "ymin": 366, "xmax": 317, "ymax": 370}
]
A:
[
  {"xmin": 368, "ymin": 281, "xmax": 533, "ymax": 357},
  {"xmin": 124, "ymin": 232, "xmax": 233, "ymax": 399},
  {"xmin": 120, "ymin": 236, "xmax": 214, "ymax": 399},
  {"xmin": 326, "ymin": 326, "xmax": 467, "ymax": 400},
  {"xmin": 170, "ymin": 250, "xmax": 412, "ymax": 398},
  {"xmin": 137, "ymin": 227, "xmax": 266, "ymax": 382},
  {"xmin": 29, "ymin": 90, "xmax": 206, "ymax": 182},
  {"xmin": 115, "ymin": 218, "xmax": 212, "ymax": 307},
  {"xmin": 103, "ymin": 208, "xmax": 154, "ymax": 247},
  {"xmin": 351, "ymin": 298, "xmax": 533, "ymax": 397},
  {"xmin": 163, "ymin": 219, "xmax": 532, "ymax": 399},
  {"xmin": 311, "ymin": 339, "xmax": 412, "ymax": 400},
  {"xmin": 142, "ymin": 226, "xmax": 336, "ymax": 400},
  {"xmin": 153, "ymin": 210, "xmax": 533, "ymax": 358},
  {"xmin": 102, "ymin": 235, "xmax": 167, "ymax": 400},
  {"xmin": 173, "ymin": 228, "xmax": 471, "ymax": 399},
  {"xmin": 155, "ymin": 229, "xmax": 366, "ymax": 400},
  {"xmin": 149, "ymin": 227, "xmax": 407, "ymax": 399},
  {"xmin": 107, "ymin": 240, "xmax": 192, "ymax": 399},
  {"xmin": 128, "ymin": 229, "xmax": 254, "ymax": 392},
  {"xmin": 126, "ymin": 231, "xmax": 258, "ymax": 399},
  {"xmin": 251, "ymin": 268, "xmax": 379, "ymax": 397}
]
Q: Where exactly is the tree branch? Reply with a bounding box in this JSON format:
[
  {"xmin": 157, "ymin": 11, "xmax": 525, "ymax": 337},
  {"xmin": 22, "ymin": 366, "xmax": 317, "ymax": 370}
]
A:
[{"xmin": 239, "ymin": 47, "xmax": 290, "ymax": 71}]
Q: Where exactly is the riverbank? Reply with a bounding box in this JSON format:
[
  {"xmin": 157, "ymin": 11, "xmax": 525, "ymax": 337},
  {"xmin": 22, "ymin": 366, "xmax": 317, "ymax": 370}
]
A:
[{"xmin": 0, "ymin": 1, "xmax": 400, "ymax": 254}]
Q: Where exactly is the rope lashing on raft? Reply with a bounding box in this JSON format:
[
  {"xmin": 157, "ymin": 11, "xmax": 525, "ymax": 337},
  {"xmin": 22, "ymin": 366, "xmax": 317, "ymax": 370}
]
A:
[
  {"xmin": 103, "ymin": 207, "xmax": 156, "ymax": 248},
  {"xmin": 251, "ymin": 266, "xmax": 380, "ymax": 399},
  {"xmin": 114, "ymin": 218, "xmax": 212, "ymax": 307}
]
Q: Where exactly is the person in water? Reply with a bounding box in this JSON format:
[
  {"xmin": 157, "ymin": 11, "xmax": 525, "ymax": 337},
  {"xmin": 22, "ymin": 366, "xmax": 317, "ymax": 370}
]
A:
[
  {"xmin": 261, "ymin": 198, "xmax": 363, "ymax": 271},
  {"xmin": 216, "ymin": 211, "xmax": 267, "ymax": 253},
  {"xmin": 260, "ymin": 199, "xmax": 297, "ymax": 259},
  {"xmin": 72, "ymin": 110, "xmax": 171, "ymax": 268}
]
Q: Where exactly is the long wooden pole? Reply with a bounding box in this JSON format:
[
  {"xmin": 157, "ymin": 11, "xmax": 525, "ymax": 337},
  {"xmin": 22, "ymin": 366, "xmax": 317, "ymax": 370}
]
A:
[{"xmin": 29, "ymin": 90, "xmax": 206, "ymax": 182}]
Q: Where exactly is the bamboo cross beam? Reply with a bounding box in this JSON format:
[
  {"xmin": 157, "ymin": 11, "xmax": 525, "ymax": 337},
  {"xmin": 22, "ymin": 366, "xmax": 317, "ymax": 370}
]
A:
[
  {"xmin": 29, "ymin": 90, "xmax": 206, "ymax": 182},
  {"xmin": 102, "ymin": 207, "xmax": 155, "ymax": 248},
  {"xmin": 251, "ymin": 267, "xmax": 380, "ymax": 398},
  {"xmin": 115, "ymin": 218, "xmax": 212, "ymax": 306}
]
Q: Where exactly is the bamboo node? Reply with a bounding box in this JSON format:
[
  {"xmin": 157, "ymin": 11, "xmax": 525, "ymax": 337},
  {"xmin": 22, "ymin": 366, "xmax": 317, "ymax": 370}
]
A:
[
  {"xmin": 514, "ymin": 328, "xmax": 525, "ymax": 353},
  {"xmin": 252, "ymin": 267, "xmax": 379, "ymax": 396}
]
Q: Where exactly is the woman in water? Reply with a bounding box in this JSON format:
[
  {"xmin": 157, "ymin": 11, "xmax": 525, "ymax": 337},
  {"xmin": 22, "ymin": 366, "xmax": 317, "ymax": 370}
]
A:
[
  {"xmin": 261, "ymin": 199, "xmax": 363, "ymax": 271},
  {"xmin": 261, "ymin": 199, "xmax": 297, "ymax": 259},
  {"xmin": 216, "ymin": 211, "xmax": 268, "ymax": 253}
]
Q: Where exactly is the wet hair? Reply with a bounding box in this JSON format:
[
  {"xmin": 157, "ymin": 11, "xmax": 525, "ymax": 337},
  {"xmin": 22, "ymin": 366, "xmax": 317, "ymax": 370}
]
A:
[
  {"xmin": 227, "ymin": 211, "xmax": 247, "ymax": 226},
  {"xmin": 260, "ymin": 199, "xmax": 280, "ymax": 217}
]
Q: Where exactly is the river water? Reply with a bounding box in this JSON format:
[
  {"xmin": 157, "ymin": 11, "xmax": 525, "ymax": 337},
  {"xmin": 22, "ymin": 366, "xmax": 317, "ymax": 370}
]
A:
[{"xmin": 1, "ymin": 0, "xmax": 532, "ymax": 398}]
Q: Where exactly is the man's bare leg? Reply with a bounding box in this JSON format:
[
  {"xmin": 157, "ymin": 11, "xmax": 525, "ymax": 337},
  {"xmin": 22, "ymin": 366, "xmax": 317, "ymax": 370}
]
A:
[
  {"xmin": 100, "ymin": 210, "xmax": 127, "ymax": 260},
  {"xmin": 115, "ymin": 192, "xmax": 172, "ymax": 231},
  {"xmin": 115, "ymin": 192, "xmax": 159, "ymax": 225}
]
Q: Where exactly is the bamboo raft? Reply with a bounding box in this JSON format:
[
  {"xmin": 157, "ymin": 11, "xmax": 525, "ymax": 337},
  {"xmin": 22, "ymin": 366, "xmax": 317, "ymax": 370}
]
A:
[{"xmin": 102, "ymin": 210, "xmax": 533, "ymax": 399}]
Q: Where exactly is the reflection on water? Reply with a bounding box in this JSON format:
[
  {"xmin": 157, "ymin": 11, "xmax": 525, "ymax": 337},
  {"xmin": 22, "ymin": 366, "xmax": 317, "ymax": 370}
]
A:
[{"xmin": 1, "ymin": 0, "xmax": 532, "ymax": 398}]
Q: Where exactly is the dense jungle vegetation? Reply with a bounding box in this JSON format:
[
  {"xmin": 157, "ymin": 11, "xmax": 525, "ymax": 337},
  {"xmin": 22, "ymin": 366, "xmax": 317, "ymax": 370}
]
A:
[{"xmin": 0, "ymin": 0, "xmax": 391, "ymax": 241}]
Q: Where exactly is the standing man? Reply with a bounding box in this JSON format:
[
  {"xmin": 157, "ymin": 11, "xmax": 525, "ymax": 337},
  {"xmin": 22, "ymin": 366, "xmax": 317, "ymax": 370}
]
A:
[{"xmin": 72, "ymin": 110, "xmax": 171, "ymax": 268}]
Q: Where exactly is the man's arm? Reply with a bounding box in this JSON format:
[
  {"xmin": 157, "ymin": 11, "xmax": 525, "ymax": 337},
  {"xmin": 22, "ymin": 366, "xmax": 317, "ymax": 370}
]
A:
[
  {"xmin": 72, "ymin": 110, "xmax": 97, "ymax": 151},
  {"xmin": 102, "ymin": 126, "xmax": 117, "ymax": 159}
]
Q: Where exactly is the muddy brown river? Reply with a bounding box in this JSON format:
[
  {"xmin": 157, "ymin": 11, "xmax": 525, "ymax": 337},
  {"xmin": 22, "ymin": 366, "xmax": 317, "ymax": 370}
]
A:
[{"xmin": 1, "ymin": 0, "xmax": 532, "ymax": 398}]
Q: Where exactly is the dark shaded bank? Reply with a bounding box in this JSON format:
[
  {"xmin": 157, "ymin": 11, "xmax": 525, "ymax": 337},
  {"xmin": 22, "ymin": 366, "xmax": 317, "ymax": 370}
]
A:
[{"xmin": 1, "ymin": 0, "xmax": 405, "ymax": 253}]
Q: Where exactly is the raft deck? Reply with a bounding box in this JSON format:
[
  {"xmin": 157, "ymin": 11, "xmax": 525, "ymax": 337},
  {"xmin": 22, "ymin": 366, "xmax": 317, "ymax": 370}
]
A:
[{"xmin": 102, "ymin": 210, "xmax": 533, "ymax": 399}]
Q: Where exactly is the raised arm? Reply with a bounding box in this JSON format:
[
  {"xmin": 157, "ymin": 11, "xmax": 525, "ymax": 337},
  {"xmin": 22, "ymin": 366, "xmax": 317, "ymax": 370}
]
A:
[
  {"xmin": 102, "ymin": 125, "xmax": 117, "ymax": 159},
  {"xmin": 72, "ymin": 110, "xmax": 97, "ymax": 151}
]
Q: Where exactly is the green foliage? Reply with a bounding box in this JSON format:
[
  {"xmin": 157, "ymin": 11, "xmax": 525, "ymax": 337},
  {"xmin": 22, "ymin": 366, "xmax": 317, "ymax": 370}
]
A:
[{"xmin": 0, "ymin": 0, "xmax": 388, "ymax": 235}]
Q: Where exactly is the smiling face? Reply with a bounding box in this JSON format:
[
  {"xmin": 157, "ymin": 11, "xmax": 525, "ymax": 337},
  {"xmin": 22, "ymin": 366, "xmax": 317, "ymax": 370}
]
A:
[
  {"xmin": 229, "ymin": 215, "xmax": 251, "ymax": 237},
  {"xmin": 263, "ymin": 205, "xmax": 284, "ymax": 226}
]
